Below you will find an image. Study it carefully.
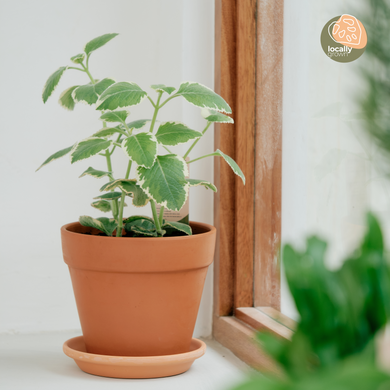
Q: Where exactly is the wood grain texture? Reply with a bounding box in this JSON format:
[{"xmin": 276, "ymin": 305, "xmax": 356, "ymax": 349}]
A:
[
  {"xmin": 213, "ymin": 316, "xmax": 281, "ymax": 374},
  {"xmin": 234, "ymin": 0, "xmax": 256, "ymax": 309},
  {"xmin": 257, "ymin": 306, "xmax": 297, "ymax": 331},
  {"xmin": 254, "ymin": 0, "xmax": 284, "ymax": 309},
  {"xmin": 214, "ymin": 0, "xmax": 237, "ymax": 316},
  {"xmin": 236, "ymin": 308, "xmax": 293, "ymax": 340}
]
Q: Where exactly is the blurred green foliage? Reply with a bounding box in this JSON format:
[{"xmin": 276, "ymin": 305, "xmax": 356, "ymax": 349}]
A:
[{"xmin": 232, "ymin": 214, "xmax": 390, "ymax": 389}]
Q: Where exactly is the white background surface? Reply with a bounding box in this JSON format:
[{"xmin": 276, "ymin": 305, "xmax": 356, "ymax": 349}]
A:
[{"xmin": 0, "ymin": 0, "xmax": 215, "ymax": 335}]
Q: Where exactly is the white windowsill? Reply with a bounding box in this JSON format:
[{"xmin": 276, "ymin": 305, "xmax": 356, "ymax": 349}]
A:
[{"xmin": 0, "ymin": 331, "xmax": 251, "ymax": 390}]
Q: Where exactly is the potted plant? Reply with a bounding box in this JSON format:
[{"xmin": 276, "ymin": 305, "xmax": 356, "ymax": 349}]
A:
[{"xmin": 38, "ymin": 33, "xmax": 244, "ymax": 376}]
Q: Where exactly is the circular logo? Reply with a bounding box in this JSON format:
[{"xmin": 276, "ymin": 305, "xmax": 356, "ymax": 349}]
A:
[{"xmin": 321, "ymin": 15, "xmax": 367, "ymax": 63}]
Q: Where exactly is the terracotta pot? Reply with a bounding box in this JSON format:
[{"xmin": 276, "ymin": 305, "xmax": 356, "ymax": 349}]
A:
[{"xmin": 61, "ymin": 221, "xmax": 216, "ymax": 357}]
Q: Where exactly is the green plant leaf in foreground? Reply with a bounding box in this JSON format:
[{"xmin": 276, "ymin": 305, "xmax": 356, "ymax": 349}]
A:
[
  {"xmin": 36, "ymin": 145, "xmax": 74, "ymax": 171},
  {"xmin": 96, "ymin": 82, "xmax": 147, "ymax": 111},
  {"xmin": 124, "ymin": 218, "xmax": 157, "ymax": 236},
  {"xmin": 151, "ymin": 84, "xmax": 175, "ymax": 95},
  {"xmin": 79, "ymin": 215, "xmax": 117, "ymax": 236},
  {"xmin": 70, "ymin": 53, "xmax": 85, "ymax": 64},
  {"xmin": 79, "ymin": 167, "xmax": 112, "ymax": 179},
  {"xmin": 126, "ymin": 119, "xmax": 150, "ymax": 130},
  {"xmin": 42, "ymin": 66, "xmax": 67, "ymax": 103},
  {"xmin": 70, "ymin": 138, "xmax": 112, "ymax": 163},
  {"xmin": 162, "ymin": 221, "xmax": 192, "ymax": 235},
  {"xmin": 122, "ymin": 133, "xmax": 157, "ymax": 168},
  {"xmin": 93, "ymin": 127, "xmax": 123, "ymax": 138},
  {"xmin": 58, "ymin": 85, "xmax": 79, "ymax": 110},
  {"xmin": 187, "ymin": 179, "xmax": 217, "ymax": 192},
  {"xmin": 155, "ymin": 122, "xmax": 202, "ymax": 146},
  {"xmin": 100, "ymin": 110, "xmax": 129, "ymax": 123},
  {"xmin": 72, "ymin": 78, "xmax": 115, "ymax": 105},
  {"xmin": 91, "ymin": 200, "xmax": 112, "ymax": 213},
  {"xmin": 84, "ymin": 33, "xmax": 119, "ymax": 55},
  {"xmin": 176, "ymin": 82, "xmax": 232, "ymax": 113},
  {"xmin": 137, "ymin": 154, "xmax": 188, "ymax": 211}
]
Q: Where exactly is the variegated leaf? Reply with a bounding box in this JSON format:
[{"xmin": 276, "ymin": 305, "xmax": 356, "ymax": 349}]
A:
[
  {"xmin": 201, "ymin": 108, "xmax": 234, "ymax": 123},
  {"xmin": 84, "ymin": 33, "xmax": 119, "ymax": 55},
  {"xmin": 162, "ymin": 221, "xmax": 192, "ymax": 235},
  {"xmin": 79, "ymin": 215, "xmax": 117, "ymax": 236},
  {"xmin": 36, "ymin": 144, "xmax": 74, "ymax": 171},
  {"xmin": 42, "ymin": 66, "xmax": 67, "ymax": 103},
  {"xmin": 127, "ymin": 119, "xmax": 150, "ymax": 130},
  {"xmin": 100, "ymin": 110, "xmax": 129, "ymax": 123},
  {"xmin": 58, "ymin": 85, "xmax": 79, "ymax": 110},
  {"xmin": 93, "ymin": 127, "xmax": 122, "ymax": 138},
  {"xmin": 70, "ymin": 53, "xmax": 85, "ymax": 64},
  {"xmin": 122, "ymin": 133, "xmax": 157, "ymax": 168},
  {"xmin": 100, "ymin": 179, "xmax": 149, "ymax": 207},
  {"xmin": 73, "ymin": 78, "xmax": 115, "ymax": 105},
  {"xmin": 94, "ymin": 191, "xmax": 122, "ymax": 200},
  {"xmin": 137, "ymin": 154, "xmax": 188, "ymax": 211},
  {"xmin": 209, "ymin": 149, "xmax": 245, "ymax": 184},
  {"xmin": 79, "ymin": 167, "xmax": 112, "ymax": 179},
  {"xmin": 155, "ymin": 122, "xmax": 202, "ymax": 146},
  {"xmin": 125, "ymin": 218, "xmax": 157, "ymax": 236},
  {"xmin": 123, "ymin": 215, "xmax": 154, "ymax": 224},
  {"xmin": 176, "ymin": 82, "xmax": 232, "ymax": 114},
  {"xmin": 187, "ymin": 179, "xmax": 217, "ymax": 192},
  {"xmin": 91, "ymin": 200, "xmax": 112, "ymax": 213},
  {"xmin": 96, "ymin": 82, "xmax": 147, "ymax": 111},
  {"xmin": 70, "ymin": 138, "xmax": 112, "ymax": 164},
  {"xmin": 151, "ymin": 84, "xmax": 175, "ymax": 95}
]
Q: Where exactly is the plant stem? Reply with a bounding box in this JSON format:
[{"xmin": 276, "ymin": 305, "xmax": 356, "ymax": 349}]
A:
[
  {"xmin": 147, "ymin": 96, "xmax": 156, "ymax": 107},
  {"xmin": 162, "ymin": 145, "xmax": 173, "ymax": 154},
  {"xmin": 150, "ymin": 200, "xmax": 163, "ymax": 236},
  {"xmin": 81, "ymin": 63, "xmax": 95, "ymax": 84},
  {"xmin": 159, "ymin": 206, "xmax": 165, "ymax": 226},
  {"xmin": 187, "ymin": 152, "xmax": 215, "ymax": 164},
  {"xmin": 183, "ymin": 121, "xmax": 211, "ymax": 159},
  {"xmin": 158, "ymin": 93, "xmax": 178, "ymax": 110},
  {"xmin": 105, "ymin": 150, "xmax": 118, "ymax": 218},
  {"xmin": 149, "ymin": 92, "xmax": 163, "ymax": 133},
  {"xmin": 68, "ymin": 67, "xmax": 85, "ymax": 72},
  {"xmin": 116, "ymin": 160, "xmax": 132, "ymax": 237}
]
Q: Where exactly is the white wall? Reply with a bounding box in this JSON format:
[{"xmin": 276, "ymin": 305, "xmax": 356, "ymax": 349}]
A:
[
  {"xmin": 0, "ymin": 0, "xmax": 215, "ymax": 335},
  {"xmin": 282, "ymin": 1, "xmax": 389, "ymax": 319}
]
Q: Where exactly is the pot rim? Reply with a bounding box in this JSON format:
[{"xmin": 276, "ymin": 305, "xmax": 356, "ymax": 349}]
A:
[{"xmin": 61, "ymin": 220, "xmax": 216, "ymax": 242}]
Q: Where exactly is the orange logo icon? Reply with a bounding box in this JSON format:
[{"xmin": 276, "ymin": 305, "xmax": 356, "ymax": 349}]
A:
[{"xmin": 329, "ymin": 14, "xmax": 367, "ymax": 49}]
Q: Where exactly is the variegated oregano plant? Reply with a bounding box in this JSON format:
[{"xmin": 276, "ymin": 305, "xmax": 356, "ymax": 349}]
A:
[{"xmin": 37, "ymin": 33, "xmax": 245, "ymax": 237}]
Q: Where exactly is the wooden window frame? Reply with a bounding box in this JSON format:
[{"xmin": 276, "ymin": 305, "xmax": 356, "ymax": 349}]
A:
[{"xmin": 213, "ymin": 0, "xmax": 294, "ymax": 373}]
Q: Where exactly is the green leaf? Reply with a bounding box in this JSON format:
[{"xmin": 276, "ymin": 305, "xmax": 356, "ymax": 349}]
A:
[
  {"xmin": 123, "ymin": 215, "xmax": 154, "ymax": 225},
  {"xmin": 201, "ymin": 108, "xmax": 234, "ymax": 123},
  {"xmin": 58, "ymin": 85, "xmax": 79, "ymax": 111},
  {"xmin": 91, "ymin": 200, "xmax": 111, "ymax": 213},
  {"xmin": 125, "ymin": 218, "xmax": 157, "ymax": 236},
  {"xmin": 155, "ymin": 122, "xmax": 202, "ymax": 146},
  {"xmin": 93, "ymin": 191, "xmax": 122, "ymax": 200},
  {"xmin": 84, "ymin": 33, "xmax": 119, "ymax": 55},
  {"xmin": 42, "ymin": 66, "xmax": 67, "ymax": 103},
  {"xmin": 176, "ymin": 82, "xmax": 232, "ymax": 114},
  {"xmin": 151, "ymin": 84, "xmax": 175, "ymax": 95},
  {"xmin": 126, "ymin": 119, "xmax": 150, "ymax": 130},
  {"xmin": 70, "ymin": 53, "xmax": 85, "ymax": 64},
  {"xmin": 70, "ymin": 138, "xmax": 112, "ymax": 164},
  {"xmin": 122, "ymin": 133, "xmax": 157, "ymax": 168},
  {"xmin": 100, "ymin": 179, "xmax": 149, "ymax": 207},
  {"xmin": 99, "ymin": 110, "xmax": 129, "ymax": 123},
  {"xmin": 162, "ymin": 221, "xmax": 192, "ymax": 235},
  {"xmin": 72, "ymin": 78, "xmax": 115, "ymax": 105},
  {"xmin": 36, "ymin": 144, "xmax": 74, "ymax": 171},
  {"xmin": 79, "ymin": 166, "xmax": 112, "ymax": 179},
  {"xmin": 209, "ymin": 149, "xmax": 245, "ymax": 184},
  {"xmin": 93, "ymin": 127, "xmax": 122, "ymax": 138},
  {"xmin": 79, "ymin": 215, "xmax": 117, "ymax": 236},
  {"xmin": 187, "ymin": 178, "xmax": 217, "ymax": 192},
  {"xmin": 96, "ymin": 82, "xmax": 147, "ymax": 111},
  {"xmin": 137, "ymin": 154, "xmax": 189, "ymax": 211}
]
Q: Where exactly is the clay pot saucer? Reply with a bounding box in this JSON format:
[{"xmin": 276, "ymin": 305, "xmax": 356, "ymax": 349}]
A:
[{"xmin": 63, "ymin": 336, "xmax": 206, "ymax": 379}]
